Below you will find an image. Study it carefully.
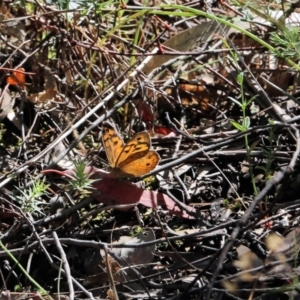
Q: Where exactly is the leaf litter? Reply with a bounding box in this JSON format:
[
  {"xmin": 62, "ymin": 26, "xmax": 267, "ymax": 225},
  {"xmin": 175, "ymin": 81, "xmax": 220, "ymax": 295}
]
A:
[{"xmin": 0, "ymin": 1, "xmax": 300, "ymax": 299}]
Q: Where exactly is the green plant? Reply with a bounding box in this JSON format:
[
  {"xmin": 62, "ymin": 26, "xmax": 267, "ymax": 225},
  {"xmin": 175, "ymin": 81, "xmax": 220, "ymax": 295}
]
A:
[
  {"xmin": 14, "ymin": 284, "xmax": 22, "ymax": 292},
  {"xmin": 67, "ymin": 161, "xmax": 98, "ymax": 198},
  {"xmin": 0, "ymin": 123, "xmax": 6, "ymax": 146},
  {"xmin": 229, "ymin": 73, "xmax": 258, "ymax": 195},
  {"xmin": 270, "ymin": 26, "xmax": 300, "ymax": 60},
  {"xmin": 130, "ymin": 226, "xmax": 143, "ymax": 236},
  {"xmin": 257, "ymin": 122, "xmax": 276, "ymax": 177},
  {"xmin": 46, "ymin": 0, "xmax": 71, "ymax": 10},
  {"xmin": 222, "ymin": 198, "xmax": 242, "ymax": 211},
  {"xmin": 11, "ymin": 178, "xmax": 49, "ymax": 220}
]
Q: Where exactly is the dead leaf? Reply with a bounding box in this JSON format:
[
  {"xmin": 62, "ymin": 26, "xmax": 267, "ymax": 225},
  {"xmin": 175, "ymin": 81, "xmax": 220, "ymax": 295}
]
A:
[
  {"xmin": 0, "ymin": 14, "xmax": 25, "ymax": 42},
  {"xmin": 176, "ymin": 81, "xmax": 217, "ymax": 111},
  {"xmin": 233, "ymin": 245, "xmax": 264, "ymax": 282},
  {"xmin": 28, "ymin": 73, "xmax": 60, "ymax": 105},
  {"xmin": 6, "ymin": 67, "xmax": 26, "ymax": 88},
  {"xmin": 93, "ymin": 178, "xmax": 196, "ymax": 219},
  {"xmin": 142, "ymin": 21, "xmax": 222, "ymax": 74},
  {"xmin": 109, "ymin": 229, "xmax": 155, "ymax": 266},
  {"xmin": 42, "ymin": 167, "xmax": 198, "ymax": 219},
  {"xmin": 0, "ymin": 88, "xmax": 13, "ymax": 120},
  {"xmin": 107, "ymin": 230, "xmax": 155, "ymax": 285}
]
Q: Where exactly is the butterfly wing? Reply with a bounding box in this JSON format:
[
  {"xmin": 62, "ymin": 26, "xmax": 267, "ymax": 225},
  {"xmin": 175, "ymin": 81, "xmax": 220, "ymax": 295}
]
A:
[
  {"xmin": 102, "ymin": 123, "xmax": 125, "ymax": 168},
  {"xmin": 116, "ymin": 131, "xmax": 151, "ymax": 168},
  {"xmin": 103, "ymin": 125, "xmax": 160, "ymax": 177},
  {"xmin": 119, "ymin": 150, "xmax": 160, "ymax": 177}
]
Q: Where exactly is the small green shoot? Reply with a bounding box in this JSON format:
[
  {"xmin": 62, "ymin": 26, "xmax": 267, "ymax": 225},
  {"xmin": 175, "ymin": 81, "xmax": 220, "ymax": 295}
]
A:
[
  {"xmin": 130, "ymin": 226, "xmax": 143, "ymax": 236},
  {"xmin": 270, "ymin": 27, "xmax": 300, "ymax": 61},
  {"xmin": 228, "ymin": 73, "xmax": 258, "ymax": 195},
  {"xmin": 14, "ymin": 285, "xmax": 22, "ymax": 292},
  {"xmin": 67, "ymin": 161, "xmax": 98, "ymax": 198},
  {"xmin": 11, "ymin": 178, "xmax": 49, "ymax": 220}
]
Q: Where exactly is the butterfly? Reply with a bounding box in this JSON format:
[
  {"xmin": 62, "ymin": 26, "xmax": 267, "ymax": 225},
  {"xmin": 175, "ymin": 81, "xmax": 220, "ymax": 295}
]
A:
[{"xmin": 102, "ymin": 123, "xmax": 160, "ymax": 177}]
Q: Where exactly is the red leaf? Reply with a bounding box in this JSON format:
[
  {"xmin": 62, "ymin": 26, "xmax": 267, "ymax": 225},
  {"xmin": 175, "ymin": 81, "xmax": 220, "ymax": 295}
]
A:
[
  {"xmin": 42, "ymin": 167, "xmax": 196, "ymax": 219},
  {"xmin": 154, "ymin": 125, "xmax": 174, "ymax": 135},
  {"xmin": 136, "ymin": 100, "xmax": 154, "ymax": 123},
  {"xmin": 94, "ymin": 179, "xmax": 195, "ymax": 219}
]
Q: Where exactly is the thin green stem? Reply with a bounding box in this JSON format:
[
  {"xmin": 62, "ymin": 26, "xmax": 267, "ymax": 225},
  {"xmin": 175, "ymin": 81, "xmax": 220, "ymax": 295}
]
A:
[
  {"xmin": 149, "ymin": 4, "xmax": 300, "ymax": 71},
  {"xmin": 0, "ymin": 240, "xmax": 52, "ymax": 299},
  {"xmin": 240, "ymin": 79, "xmax": 258, "ymax": 195}
]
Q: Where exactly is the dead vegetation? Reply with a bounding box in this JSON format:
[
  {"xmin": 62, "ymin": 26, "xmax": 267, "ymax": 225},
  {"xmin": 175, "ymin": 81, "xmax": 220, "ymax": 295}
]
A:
[{"xmin": 1, "ymin": 0, "xmax": 300, "ymax": 299}]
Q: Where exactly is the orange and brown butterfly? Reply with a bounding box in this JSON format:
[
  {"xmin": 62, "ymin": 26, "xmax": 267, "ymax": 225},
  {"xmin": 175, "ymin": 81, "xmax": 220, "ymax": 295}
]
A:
[
  {"xmin": 102, "ymin": 123, "xmax": 160, "ymax": 177},
  {"xmin": 6, "ymin": 67, "xmax": 26, "ymax": 88}
]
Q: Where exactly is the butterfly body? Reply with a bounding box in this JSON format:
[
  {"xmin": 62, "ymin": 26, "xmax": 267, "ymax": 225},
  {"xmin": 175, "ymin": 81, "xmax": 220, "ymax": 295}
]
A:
[{"xmin": 102, "ymin": 123, "xmax": 160, "ymax": 177}]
